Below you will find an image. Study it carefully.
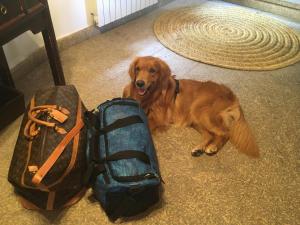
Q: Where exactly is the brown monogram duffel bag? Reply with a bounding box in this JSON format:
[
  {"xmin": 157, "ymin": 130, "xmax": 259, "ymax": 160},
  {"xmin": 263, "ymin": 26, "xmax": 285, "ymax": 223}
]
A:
[{"xmin": 8, "ymin": 85, "xmax": 87, "ymax": 210}]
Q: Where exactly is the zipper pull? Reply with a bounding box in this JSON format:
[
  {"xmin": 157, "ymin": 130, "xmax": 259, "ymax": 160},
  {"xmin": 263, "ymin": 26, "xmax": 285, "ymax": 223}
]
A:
[{"xmin": 144, "ymin": 173, "xmax": 165, "ymax": 184}]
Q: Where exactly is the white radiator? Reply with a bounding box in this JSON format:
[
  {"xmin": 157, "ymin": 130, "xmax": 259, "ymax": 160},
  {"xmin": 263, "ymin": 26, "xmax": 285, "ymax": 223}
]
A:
[{"xmin": 96, "ymin": 0, "xmax": 158, "ymax": 28}]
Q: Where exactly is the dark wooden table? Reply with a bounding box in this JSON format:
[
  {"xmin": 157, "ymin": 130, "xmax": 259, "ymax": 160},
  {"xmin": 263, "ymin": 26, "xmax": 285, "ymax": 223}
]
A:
[
  {"xmin": 0, "ymin": 0, "xmax": 65, "ymax": 87},
  {"xmin": 0, "ymin": 0, "xmax": 65, "ymax": 129}
]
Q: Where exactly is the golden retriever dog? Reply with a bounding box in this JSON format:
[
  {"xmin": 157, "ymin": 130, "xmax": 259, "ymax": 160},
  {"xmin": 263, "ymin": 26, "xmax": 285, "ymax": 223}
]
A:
[{"xmin": 123, "ymin": 56, "xmax": 259, "ymax": 157}]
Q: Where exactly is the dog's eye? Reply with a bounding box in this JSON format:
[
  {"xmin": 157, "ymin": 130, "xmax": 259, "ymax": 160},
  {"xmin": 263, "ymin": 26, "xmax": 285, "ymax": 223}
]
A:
[
  {"xmin": 149, "ymin": 68, "xmax": 156, "ymax": 74},
  {"xmin": 135, "ymin": 67, "xmax": 140, "ymax": 73}
]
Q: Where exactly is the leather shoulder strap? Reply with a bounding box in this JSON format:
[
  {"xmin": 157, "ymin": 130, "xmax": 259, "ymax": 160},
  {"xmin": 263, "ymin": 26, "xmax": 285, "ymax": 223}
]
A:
[{"xmin": 32, "ymin": 98, "xmax": 83, "ymax": 186}]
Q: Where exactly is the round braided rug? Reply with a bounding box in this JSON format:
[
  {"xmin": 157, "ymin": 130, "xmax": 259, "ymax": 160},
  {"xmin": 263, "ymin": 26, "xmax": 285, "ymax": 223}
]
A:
[{"xmin": 154, "ymin": 4, "xmax": 300, "ymax": 70}]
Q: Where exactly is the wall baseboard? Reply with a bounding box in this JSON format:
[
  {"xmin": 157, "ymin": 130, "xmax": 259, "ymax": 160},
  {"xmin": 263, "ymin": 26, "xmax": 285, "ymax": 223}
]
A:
[
  {"xmin": 224, "ymin": 0, "xmax": 300, "ymax": 22},
  {"xmin": 159, "ymin": 0, "xmax": 174, "ymax": 6}
]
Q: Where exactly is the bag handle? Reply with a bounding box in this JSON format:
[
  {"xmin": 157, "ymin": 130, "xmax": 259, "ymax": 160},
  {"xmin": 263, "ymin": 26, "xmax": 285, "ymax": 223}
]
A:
[
  {"xmin": 28, "ymin": 105, "xmax": 70, "ymax": 126},
  {"xmin": 24, "ymin": 105, "xmax": 70, "ymax": 139}
]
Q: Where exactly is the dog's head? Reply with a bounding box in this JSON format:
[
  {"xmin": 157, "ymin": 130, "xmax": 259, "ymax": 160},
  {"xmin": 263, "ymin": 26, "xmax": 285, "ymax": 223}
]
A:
[{"xmin": 128, "ymin": 56, "xmax": 171, "ymax": 97}]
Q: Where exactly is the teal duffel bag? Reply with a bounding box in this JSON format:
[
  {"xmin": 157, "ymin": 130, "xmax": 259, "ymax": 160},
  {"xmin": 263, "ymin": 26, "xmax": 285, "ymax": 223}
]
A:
[{"xmin": 85, "ymin": 98, "xmax": 163, "ymax": 221}]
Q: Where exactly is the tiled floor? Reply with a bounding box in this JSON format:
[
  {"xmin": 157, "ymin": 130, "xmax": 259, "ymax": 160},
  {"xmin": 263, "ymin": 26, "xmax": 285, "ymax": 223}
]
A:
[{"xmin": 1, "ymin": 1, "xmax": 299, "ymax": 224}]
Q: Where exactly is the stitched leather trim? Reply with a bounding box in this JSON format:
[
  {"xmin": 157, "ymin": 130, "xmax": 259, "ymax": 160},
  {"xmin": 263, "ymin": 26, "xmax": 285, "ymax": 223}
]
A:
[
  {"xmin": 18, "ymin": 196, "xmax": 40, "ymax": 210},
  {"xmin": 46, "ymin": 191, "xmax": 56, "ymax": 210},
  {"xmin": 18, "ymin": 188, "xmax": 86, "ymax": 210},
  {"xmin": 21, "ymin": 97, "xmax": 35, "ymax": 189},
  {"xmin": 63, "ymin": 188, "xmax": 87, "ymax": 208}
]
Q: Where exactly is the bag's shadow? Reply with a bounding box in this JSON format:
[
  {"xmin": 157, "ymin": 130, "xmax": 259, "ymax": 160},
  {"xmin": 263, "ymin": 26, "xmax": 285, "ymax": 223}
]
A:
[
  {"xmin": 37, "ymin": 208, "xmax": 69, "ymax": 223},
  {"xmin": 87, "ymin": 185, "xmax": 166, "ymax": 223}
]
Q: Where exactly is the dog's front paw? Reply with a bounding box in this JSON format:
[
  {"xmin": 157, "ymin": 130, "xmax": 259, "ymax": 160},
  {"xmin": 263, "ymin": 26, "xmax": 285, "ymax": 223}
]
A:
[
  {"xmin": 204, "ymin": 145, "xmax": 218, "ymax": 156},
  {"xmin": 191, "ymin": 148, "xmax": 205, "ymax": 157}
]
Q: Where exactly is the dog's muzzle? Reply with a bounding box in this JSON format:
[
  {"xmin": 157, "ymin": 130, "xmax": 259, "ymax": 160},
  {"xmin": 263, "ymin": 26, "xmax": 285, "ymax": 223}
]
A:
[{"xmin": 135, "ymin": 80, "xmax": 150, "ymax": 96}]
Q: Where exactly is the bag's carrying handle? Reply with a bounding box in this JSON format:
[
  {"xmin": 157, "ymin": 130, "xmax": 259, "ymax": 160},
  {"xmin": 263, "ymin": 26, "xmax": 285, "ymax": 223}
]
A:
[
  {"xmin": 28, "ymin": 105, "xmax": 70, "ymax": 126},
  {"xmin": 24, "ymin": 105, "xmax": 70, "ymax": 139}
]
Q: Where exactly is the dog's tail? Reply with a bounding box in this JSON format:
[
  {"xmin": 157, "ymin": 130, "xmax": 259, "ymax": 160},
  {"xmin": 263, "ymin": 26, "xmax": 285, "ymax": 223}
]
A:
[{"xmin": 221, "ymin": 104, "xmax": 259, "ymax": 157}]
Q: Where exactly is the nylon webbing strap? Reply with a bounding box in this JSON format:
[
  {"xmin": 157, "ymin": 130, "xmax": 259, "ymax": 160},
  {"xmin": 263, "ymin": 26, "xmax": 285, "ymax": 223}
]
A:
[
  {"xmin": 101, "ymin": 115, "xmax": 143, "ymax": 134},
  {"xmin": 83, "ymin": 111, "xmax": 101, "ymax": 186},
  {"xmin": 105, "ymin": 150, "xmax": 150, "ymax": 164},
  {"xmin": 84, "ymin": 111, "xmax": 101, "ymax": 161},
  {"xmin": 174, "ymin": 79, "xmax": 180, "ymax": 101},
  {"xmin": 84, "ymin": 150, "xmax": 152, "ymax": 185},
  {"xmin": 175, "ymin": 79, "xmax": 180, "ymax": 94}
]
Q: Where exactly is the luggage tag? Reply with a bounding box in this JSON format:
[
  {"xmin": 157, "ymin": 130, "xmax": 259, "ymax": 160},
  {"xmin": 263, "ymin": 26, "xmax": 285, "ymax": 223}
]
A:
[{"xmin": 48, "ymin": 109, "xmax": 69, "ymax": 123}]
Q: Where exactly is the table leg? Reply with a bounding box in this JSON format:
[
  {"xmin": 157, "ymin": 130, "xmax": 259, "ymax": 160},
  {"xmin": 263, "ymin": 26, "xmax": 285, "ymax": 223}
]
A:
[
  {"xmin": 0, "ymin": 47, "xmax": 15, "ymax": 87},
  {"xmin": 42, "ymin": 8, "xmax": 66, "ymax": 86}
]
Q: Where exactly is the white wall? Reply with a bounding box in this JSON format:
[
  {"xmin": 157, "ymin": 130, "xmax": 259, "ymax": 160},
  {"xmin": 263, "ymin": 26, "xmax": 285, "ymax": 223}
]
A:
[
  {"xmin": 3, "ymin": 0, "xmax": 93, "ymax": 68},
  {"xmin": 3, "ymin": 0, "xmax": 167, "ymax": 69}
]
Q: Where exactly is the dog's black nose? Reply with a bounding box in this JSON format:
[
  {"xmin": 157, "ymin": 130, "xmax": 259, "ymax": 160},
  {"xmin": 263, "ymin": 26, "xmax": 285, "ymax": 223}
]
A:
[{"xmin": 136, "ymin": 80, "xmax": 145, "ymax": 88}]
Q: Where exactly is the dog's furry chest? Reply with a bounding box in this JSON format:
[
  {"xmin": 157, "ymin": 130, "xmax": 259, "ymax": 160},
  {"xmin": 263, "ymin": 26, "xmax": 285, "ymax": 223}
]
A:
[
  {"xmin": 148, "ymin": 104, "xmax": 172, "ymax": 123},
  {"xmin": 147, "ymin": 100, "xmax": 190, "ymax": 130}
]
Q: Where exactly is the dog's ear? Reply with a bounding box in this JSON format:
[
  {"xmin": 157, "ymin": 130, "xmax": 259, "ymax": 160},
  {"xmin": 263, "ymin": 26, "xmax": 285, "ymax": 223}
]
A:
[
  {"xmin": 128, "ymin": 57, "xmax": 139, "ymax": 82},
  {"xmin": 157, "ymin": 58, "xmax": 171, "ymax": 90},
  {"xmin": 157, "ymin": 58, "xmax": 173, "ymax": 101},
  {"xmin": 157, "ymin": 58, "xmax": 171, "ymax": 79}
]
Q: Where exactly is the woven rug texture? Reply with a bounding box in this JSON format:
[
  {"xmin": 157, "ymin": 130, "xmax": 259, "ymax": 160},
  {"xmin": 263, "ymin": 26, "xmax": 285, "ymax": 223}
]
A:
[{"xmin": 154, "ymin": 3, "xmax": 300, "ymax": 70}]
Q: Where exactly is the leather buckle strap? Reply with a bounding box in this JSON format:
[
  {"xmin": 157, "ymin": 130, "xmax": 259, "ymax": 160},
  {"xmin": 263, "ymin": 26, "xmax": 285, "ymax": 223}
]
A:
[
  {"xmin": 31, "ymin": 120, "xmax": 84, "ymax": 185},
  {"xmin": 174, "ymin": 79, "xmax": 180, "ymax": 101}
]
